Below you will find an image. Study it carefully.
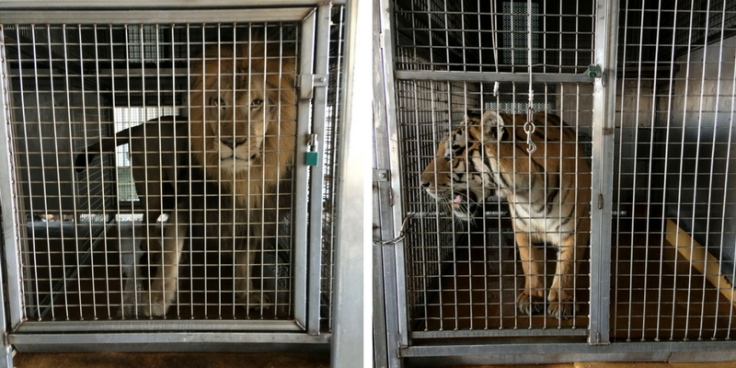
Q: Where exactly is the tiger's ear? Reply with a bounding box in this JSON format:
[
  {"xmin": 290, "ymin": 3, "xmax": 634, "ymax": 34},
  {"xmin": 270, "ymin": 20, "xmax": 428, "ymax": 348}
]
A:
[{"xmin": 480, "ymin": 109, "xmax": 506, "ymax": 141}]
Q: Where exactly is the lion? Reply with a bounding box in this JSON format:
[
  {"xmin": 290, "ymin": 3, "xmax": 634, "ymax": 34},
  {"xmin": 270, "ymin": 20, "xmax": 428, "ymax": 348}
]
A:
[
  {"xmin": 140, "ymin": 40, "xmax": 297, "ymax": 317},
  {"xmin": 76, "ymin": 39, "xmax": 297, "ymax": 317}
]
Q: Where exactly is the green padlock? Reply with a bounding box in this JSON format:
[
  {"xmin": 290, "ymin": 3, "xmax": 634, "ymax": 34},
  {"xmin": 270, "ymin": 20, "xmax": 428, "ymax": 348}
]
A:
[
  {"xmin": 306, "ymin": 133, "xmax": 319, "ymax": 166},
  {"xmin": 306, "ymin": 151, "xmax": 319, "ymax": 166}
]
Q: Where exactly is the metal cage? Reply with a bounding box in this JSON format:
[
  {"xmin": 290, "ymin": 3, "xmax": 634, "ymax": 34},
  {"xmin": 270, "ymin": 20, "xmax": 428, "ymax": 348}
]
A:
[
  {"xmin": 0, "ymin": 1, "xmax": 353, "ymax": 364},
  {"xmin": 376, "ymin": 0, "xmax": 736, "ymax": 365}
]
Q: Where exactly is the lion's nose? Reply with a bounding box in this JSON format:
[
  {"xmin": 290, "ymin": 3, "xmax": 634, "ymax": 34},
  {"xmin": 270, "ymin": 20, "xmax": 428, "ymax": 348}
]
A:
[{"xmin": 221, "ymin": 138, "xmax": 247, "ymax": 150}]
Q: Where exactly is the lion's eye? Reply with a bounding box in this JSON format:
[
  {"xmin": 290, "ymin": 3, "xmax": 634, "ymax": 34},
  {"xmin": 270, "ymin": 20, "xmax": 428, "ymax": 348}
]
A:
[{"xmin": 251, "ymin": 99, "xmax": 263, "ymax": 107}]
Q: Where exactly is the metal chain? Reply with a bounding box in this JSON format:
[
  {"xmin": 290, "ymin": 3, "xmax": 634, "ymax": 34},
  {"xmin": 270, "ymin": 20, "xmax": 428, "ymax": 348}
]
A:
[
  {"xmin": 525, "ymin": 0, "xmax": 536, "ymax": 155},
  {"xmin": 375, "ymin": 214, "xmax": 414, "ymax": 245},
  {"xmin": 525, "ymin": 94, "xmax": 536, "ymax": 153}
]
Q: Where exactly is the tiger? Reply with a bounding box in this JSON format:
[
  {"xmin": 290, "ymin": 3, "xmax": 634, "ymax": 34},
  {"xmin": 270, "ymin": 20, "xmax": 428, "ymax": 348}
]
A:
[{"xmin": 420, "ymin": 109, "xmax": 591, "ymax": 319}]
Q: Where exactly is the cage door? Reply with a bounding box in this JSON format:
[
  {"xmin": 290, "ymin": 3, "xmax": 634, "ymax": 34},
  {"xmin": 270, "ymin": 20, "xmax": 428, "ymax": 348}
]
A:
[{"xmin": 0, "ymin": 7, "xmax": 322, "ymax": 333}]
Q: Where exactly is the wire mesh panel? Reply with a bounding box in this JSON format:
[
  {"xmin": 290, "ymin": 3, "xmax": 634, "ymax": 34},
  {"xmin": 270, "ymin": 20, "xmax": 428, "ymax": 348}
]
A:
[
  {"xmin": 392, "ymin": 0, "xmax": 595, "ymax": 73},
  {"xmin": 397, "ymin": 79, "xmax": 593, "ymax": 336},
  {"xmin": 613, "ymin": 0, "xmax": 736, "ymax": 342},
  {"xmin": 0, "ymin": 7, "xmax": 337, "ymax": 333},
  {"xmin": 388, "ymin": 0, "xmax": 598, "ymax": 341}
]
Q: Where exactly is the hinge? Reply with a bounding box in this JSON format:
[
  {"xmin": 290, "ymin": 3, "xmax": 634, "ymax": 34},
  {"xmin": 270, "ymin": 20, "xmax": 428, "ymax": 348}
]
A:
[
  {"xmin": 298, "ymin": 73, "xmax": 329, "ymax": 100},
  {"xmin": 373, "ymin": 169, "xmax": 389, "ymax": 182},
  {"xmin": 598, "ymin": 194, "xmax": 604, "ymax": 210}
]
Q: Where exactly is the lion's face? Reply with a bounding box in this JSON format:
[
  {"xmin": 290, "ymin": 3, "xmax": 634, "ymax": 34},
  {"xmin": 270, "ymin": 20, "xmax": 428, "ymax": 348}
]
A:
[{"xmin": 190, "ymin": 66, "xmax": 278, "ymax": 174}]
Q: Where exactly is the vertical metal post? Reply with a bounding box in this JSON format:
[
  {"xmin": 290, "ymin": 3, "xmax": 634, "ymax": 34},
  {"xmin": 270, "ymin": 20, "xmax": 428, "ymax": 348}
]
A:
[
  {"xmin": 0, "ymin": 26, "xmax": 24, "ymax": 332},
  {"xmin": 373, "ymin": 0, "xmax": 389, "ymax": 366},
  {"xmin": 307, "ymin": 2, "xmax": 332, "ymax": 335},
  {"xmin": 377, "ymin": 0, "xmax": 408, "ymax": 365},
  {"xmin": 0, "ymin": 33, "xmax": 14, "ymax": 356},
  {"xmin": 294, "ymin": 11, "xmax": 317, "ymax": 330},
  {"xmin": 589, "ymin": 0, "xmax": 620, "ymax": 345},
  {"xmin": 331, "ymin": 0, "xmax": 370, "ymax": 366}
]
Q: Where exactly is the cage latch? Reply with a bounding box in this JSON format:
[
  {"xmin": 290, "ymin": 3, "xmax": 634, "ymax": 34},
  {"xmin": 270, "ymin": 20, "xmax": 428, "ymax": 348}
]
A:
[
  {"xmin": 373, "ymin": 169, "xmax": 389, "ymax": 182},
  {"xmin": 298, "ymin": 73, "xmax": 329, "ymax": 100},
  {"xmin": 587, "ymin": 65, "xmax": 603, "ymax": 78},
  {"xmin": 305, "ymin": 133, "xmax": 319, "ymax": 166}
]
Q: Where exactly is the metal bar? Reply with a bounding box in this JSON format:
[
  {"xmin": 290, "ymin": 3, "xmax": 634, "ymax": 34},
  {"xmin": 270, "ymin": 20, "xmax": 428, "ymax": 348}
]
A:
[
  {"xmin": 401, "ymin": 340, "xmax": 736, "ymax": 358},
  {"xmin": 307, "ymin": 2, "xmax": 332, "ymax": 335},
  {"xmin": 0, "ymin": 24, "xmax": 26, "ymax": 330},
  {"xmin": 0, "ymin": 101, "xmax": 13, "ymax": 365},
  {"xmin": 15, "ymin": 320, "xmax": 305, "ymax": 332},
  {"xmin": 394, "ymin": 70, "xmax": 594, "ymax": 84},
  {"xmin": 404, "ymin": 350, "xmax": 736, "ymax": 366},
  {"xmin": 0, "ymin": 0, "xmax": 327, "ymax": 8},
  {"xmin": 377, "ymin": 0, "xmax": 409, "ymax": 361},
  {"xmin": 331, "ymin": 0, "xmax": 369, "ymax": 364},
  {"xmin": 22, "ymin": 25, "xmax": 42, "ymax": 322},
  {"xmin": 10, "ymin": 332, "xmax": 330, "ymax": 350},
  {"xmin": 412, "ymin": 329, "xmax": 589, "ymax": 339},
  {"xmin": 0, "ymin": 9, "xmax": 314, "ymax": 24},
  {"xmin": 588, "ymin": 0, "xmax": 619, "ymax": 345},
  {"xmin": 293, "ymin": 10, "xmax": 317, "ymax": 330},
  {"xmin": 710, "ymin": 0, "xmax": 732, "ymax": 339}
]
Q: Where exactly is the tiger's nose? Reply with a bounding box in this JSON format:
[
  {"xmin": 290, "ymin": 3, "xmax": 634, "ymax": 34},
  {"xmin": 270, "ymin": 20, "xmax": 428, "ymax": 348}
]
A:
[
  {"xmin": 221, "ymin": 138, "xmax": 247, "ymax": 150},
  {"xmin": 420, "ymin": 180, "xmax": 430, "ymax": 188}
]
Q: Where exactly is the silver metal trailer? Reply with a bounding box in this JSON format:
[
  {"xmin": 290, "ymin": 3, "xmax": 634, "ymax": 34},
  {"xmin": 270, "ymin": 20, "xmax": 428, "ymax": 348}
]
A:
[
  {"xmin": 375, "ymin": 0, "xmax": 736, "ymax": 365},
  {"xmin": 0, "ymin": 1, "xmax": 364, "ymax": 367}
]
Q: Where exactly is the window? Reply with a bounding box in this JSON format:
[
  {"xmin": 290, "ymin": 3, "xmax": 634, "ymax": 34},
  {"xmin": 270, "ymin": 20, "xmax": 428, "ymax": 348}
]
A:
[
  {"xmin": 112, "ymin": 107, "xmax": 177, "ymax": 201},
  {"xmin": 501, "ymin": 1, "xmax": 540, "ymax": 65}
]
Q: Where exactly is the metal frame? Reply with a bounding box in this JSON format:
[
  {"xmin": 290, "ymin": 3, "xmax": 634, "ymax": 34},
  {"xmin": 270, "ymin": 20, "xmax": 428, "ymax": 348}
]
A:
[
  {"xmin": 0, "ymin": 3, "xmax": 344, "ymax": 359},
  {"xmin": 378, "ymin": 0, "xmax": 736, "ymax": 365},
  {"xmin": 330, "ymin": 0, "xmax": 369, "ymax": 366},
  {"xmin": 307, "ymin": 2, "xmax": 332, "ymax": 335},
  {"xmin": 387, "ymin": 1, "xmax": 597, "ymax": 340},
  {"xmin": 376, "ymin": 2, "xmax": 410, "ymax": 368},
  {"xmin": 0, "ymin": 0, "xmax": 345, "ymax": 9},
  {"xmin": 588, "ymin": 0, "xmax": 619, "ymax": 345}
]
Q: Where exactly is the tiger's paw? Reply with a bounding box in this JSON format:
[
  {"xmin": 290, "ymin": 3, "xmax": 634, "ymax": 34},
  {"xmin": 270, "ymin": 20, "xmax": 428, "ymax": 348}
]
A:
[
  {"xmin": 236, "ymin": 290, "xmax": 272, "ymax": 310},
  {"xmin": 516, "ymin": 290, "xmax": 545, "ymax": 315},
  {"xmin": 547, "ymin": 289, "xmax": 577, "ymax": 319},
  {"xmin": 140, "ymin": 290, "xmax": 173, "ymax": 317}
]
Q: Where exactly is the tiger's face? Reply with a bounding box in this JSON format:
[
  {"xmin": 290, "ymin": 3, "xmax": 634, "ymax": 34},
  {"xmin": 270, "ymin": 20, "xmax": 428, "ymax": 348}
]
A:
[{"xmin": 420, "ymin": 110, "xmax": 509, "ymax": 220}]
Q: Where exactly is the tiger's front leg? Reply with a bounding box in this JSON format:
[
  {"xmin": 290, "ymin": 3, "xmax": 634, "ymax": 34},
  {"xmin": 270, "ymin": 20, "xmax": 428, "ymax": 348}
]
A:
[
  {"xmin": 515, "ymin": 230, "xmax": 546, "ymax": 315},
  {"xmin": 141, "ymin": 213, "xmax": 187, "ymax": 317},
  {"xmin": 547, "ymin": 233, "xmax": 586, "ymax": 319}
]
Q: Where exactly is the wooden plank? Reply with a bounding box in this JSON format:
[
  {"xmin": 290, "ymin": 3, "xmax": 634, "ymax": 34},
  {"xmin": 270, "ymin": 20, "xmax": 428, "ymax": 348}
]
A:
[{"xmin": 664, "ymin": 219, "xmax": 736, "ymax": 305}]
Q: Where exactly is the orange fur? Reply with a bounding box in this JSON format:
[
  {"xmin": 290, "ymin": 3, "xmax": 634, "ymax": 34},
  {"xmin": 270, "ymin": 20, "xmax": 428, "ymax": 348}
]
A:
[{"xmin": 421, "ymin": 110, "xmax": 591, "ymax": 319}]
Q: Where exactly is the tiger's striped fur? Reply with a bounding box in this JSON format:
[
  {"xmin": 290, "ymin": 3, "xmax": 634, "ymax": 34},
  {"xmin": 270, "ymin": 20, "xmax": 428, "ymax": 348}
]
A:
[{"xmin": 420, "ymin": 109, "xmax": 591, "ymax": 319}]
